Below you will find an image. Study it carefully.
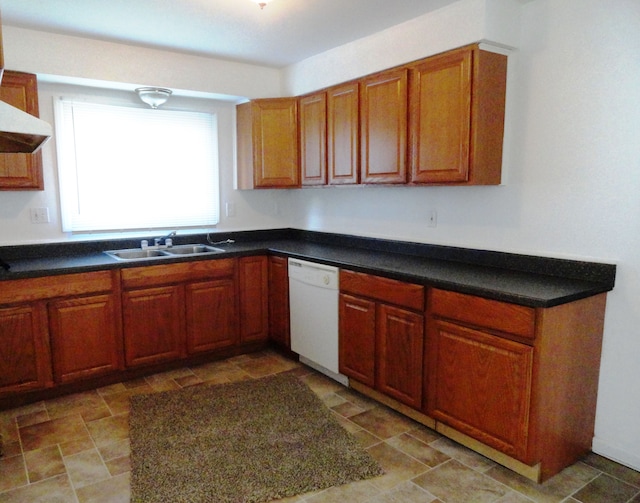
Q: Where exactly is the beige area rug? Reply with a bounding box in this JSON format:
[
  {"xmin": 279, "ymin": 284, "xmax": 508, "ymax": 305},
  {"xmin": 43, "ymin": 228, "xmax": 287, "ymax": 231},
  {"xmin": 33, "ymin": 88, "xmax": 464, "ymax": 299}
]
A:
[{"xmin": 129, "ymin": 372, "xmax": 383, "ymax": 503}]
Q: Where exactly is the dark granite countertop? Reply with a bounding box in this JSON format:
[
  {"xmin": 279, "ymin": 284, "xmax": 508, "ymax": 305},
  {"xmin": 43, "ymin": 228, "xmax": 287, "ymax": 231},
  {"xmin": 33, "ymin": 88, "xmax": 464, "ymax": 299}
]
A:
[{"xmin": 0, "ymin": 229, "xmax": 616, "ymax": 308}]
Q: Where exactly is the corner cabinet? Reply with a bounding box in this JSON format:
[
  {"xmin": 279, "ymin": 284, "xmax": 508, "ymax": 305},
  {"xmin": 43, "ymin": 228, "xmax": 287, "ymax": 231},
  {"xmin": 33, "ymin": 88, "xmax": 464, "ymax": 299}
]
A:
[
  {"xmin": 236, "ymin": 98, "xmax": 300, "ymax": 189},
  {"xmin": 0, "ymin": 70, "xmax": 44, "ymax": 190},
  {"xmin": 409, "ymin": 45, "xmax": 507, "ymax": 185}
]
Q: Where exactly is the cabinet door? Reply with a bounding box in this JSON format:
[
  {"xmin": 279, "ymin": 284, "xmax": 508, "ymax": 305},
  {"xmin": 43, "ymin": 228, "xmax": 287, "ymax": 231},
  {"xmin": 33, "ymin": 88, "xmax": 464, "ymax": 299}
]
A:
[
  {"xmin": 339, "ymin": 293, "xmax": 376, "ymax": 387},
  {"xmin": 409, "ymin": 48, "xmax": 472, "ymax": 183},
  {"xmin": 0, "ymin": 71, "xmax": 44, "ymax": 190},
  {"xmin": 186, "ymin": 279, "xmax": 238, "ymax": 354},
  {"xmin": 268, "ymin": 256, "xmax": 290, "ymax": 349},
  {"xmin": 0, "ymin": 303, "xmax": 51, "ymax": 396},
  {"xmin": 299, "ymin": 93, "xmax": 327, "ymax": 186},
  {"xmin": 236, "ymin": 98, "xmax": 299, "ymax": 189},
  {"xmin": 360, "ymin": 68, "xmax": 408, "ymax": 184},
  {"xmin": 239, "ymin": 256, "xmax": 269, "ymax": 343},
  {"xmin": 376, "ymin": 304, "xmax": 424, "ymax": 409},
  {"xmin": 123, "ymin": 285, "xmax": 185, "ymax": 367},
  {"xmin": 427, "ymin": 319, "xmax": 533, "ymax": 460},
  {"xmin": 327, "ymin": 83, "xmax": 359, "ymax": 185},
  {"xmin": 410, "ymin": 46, "xmax": 506, "ymax": 185},
  {"xmin": 49, "ymin": 294, "xmax": 123, "ymax": 384}
]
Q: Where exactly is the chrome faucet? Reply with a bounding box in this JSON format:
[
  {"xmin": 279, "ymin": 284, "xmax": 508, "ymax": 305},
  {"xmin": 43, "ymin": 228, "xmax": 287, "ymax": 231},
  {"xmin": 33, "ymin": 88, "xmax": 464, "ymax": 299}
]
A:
[{"xmin": 154, "ymin": 230, "xmax": 177, "ymax": 247}]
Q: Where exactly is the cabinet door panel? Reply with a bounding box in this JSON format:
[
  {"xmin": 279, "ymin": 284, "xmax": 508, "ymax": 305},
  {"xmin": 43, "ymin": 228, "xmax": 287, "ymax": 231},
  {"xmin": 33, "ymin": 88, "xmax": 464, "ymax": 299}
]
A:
[
  {"xmin": 410, "ymin": 48, "xmax": 472, "ymax": 183},
  {"xmin": 427, "ymin": 319, "xmax": 533, "ymax": 459},
  {"xmin": 0, "ymin": 71, "xmax": 44, "ymax": 190},
  {"xmin": 0, "ymin": 303, "xmax": 51, "ymax": 395},
  {"xmin": 300, "ymin": 93, "xmax": 327, "ymax": 186},
  {"xmin": 376, "ymin": 304, "xmax": 423, "ymax": 409},
  {"xmin": 239, "ymin": 256, "xmax": 269, "ymax": 343},
  {"xmin": 339, "ymin": 293, "xmax": 376, "ymax": 387},
  {"xmin": 49, "ymin": 294, "xmax": 123, "ymax": 383},
  {"xmin": 360, "ymin": 69, "xmax": 408, "ymax": 184},
  {"xmin": 328, "ymin": 83, "xmax": 359, "ymax": 185},
  {"xmin": 268, "ymin": 256, "xmax": 290, "ymax": 348},
  {"xmin": 123, "ymin": 286, "xmax": 185, "ymax": 367},
  {"xmin": 186, "ymin": 279, "xmax": 238, "ymax": 354}
]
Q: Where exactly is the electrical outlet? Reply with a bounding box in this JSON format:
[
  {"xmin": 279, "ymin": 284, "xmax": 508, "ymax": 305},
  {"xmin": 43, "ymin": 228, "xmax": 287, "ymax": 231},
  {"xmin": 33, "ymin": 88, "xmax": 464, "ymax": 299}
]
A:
[
  {"xmin": 427, "ymin": 210, "xmax": 437, "ymax": 228},
  {"xmin": 30, "ymin": 207, "xmax": 50, "ymax": 224},
  {"xmin": 225, "ymin": 202, "xmax": 236, "ymax": 217}
]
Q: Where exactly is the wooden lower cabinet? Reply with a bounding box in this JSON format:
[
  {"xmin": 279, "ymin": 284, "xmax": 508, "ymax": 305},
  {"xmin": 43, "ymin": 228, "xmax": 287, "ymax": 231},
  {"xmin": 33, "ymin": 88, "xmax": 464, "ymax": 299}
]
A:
[
  {"xmin": 186, "ymin": 278, "xmax": 238, "ymax": 353},
  {"xmin": 268, "ymin": 256, "xmax": 290, "ymax": 349},
  {"xmin": 339, "ymin": 293, "xmax": 375, "ymax": 387},
  {"xmin": 239, "ymin": 256, "xmax": 268, "ymax": 343},
  {"xmin": 0, "ymin": 303, "xmax": 51, "ymax": 395},
  {"xmin": 426, "ymin": 287, "xmax": 608, "ymax": 482},
  {"xmin": 339, "ymin": 270, "xmax": 425, "ymax": 409},
  {"xmin": 0, "ymin": 270, "xmax": 120, "ymax": 397},
  {"xmin": 49, "ymin": 293, "xmax": 123, "ymax": 384},
  {"xmin": 120, "ymin": 259, "xmax": 238, "ymax": 368},
  {"xmin": 376, "ymin": 304, "xmax": 424, "ymax": 409},
  {"xmin": 427, "ymin": 318, "xmax": 533, "ymax": 460},
  {"xmin": 123, "ymin": 285, "xmax": 186, "ymax": 367}
]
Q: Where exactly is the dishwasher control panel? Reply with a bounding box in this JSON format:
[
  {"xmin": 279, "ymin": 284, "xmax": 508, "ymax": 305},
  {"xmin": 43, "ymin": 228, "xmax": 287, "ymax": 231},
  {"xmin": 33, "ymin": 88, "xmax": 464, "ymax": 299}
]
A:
[{"xmin": 288, "ymin": 258, "xmax": 339, "ymax": 290}]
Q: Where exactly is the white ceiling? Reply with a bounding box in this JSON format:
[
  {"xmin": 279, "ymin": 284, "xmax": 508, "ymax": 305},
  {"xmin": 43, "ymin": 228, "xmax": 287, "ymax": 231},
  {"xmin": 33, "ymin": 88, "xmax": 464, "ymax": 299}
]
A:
[{"xmin": 0, "ymin": 0, "xmax": 459, "ymax": 68}]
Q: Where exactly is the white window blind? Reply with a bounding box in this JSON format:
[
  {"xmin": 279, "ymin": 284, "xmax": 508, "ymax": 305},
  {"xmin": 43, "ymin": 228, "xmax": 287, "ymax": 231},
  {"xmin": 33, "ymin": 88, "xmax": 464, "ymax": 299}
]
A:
[{"xmin": 55, "ymin": 99, "xmax": 219, "ymax": 233}]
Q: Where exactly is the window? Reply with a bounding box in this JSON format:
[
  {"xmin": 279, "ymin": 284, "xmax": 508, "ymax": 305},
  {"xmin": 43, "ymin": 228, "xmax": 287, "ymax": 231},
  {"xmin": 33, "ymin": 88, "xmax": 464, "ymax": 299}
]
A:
[{"xmin": 54, "ymin": 98, "xmax": 219, "ymax": 233}]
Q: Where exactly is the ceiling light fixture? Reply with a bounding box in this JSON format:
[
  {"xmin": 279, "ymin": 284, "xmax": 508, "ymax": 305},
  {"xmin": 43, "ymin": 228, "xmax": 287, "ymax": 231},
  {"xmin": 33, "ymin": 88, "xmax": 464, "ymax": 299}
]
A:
[
  {"xmin": 251, "ymin": 0, "xmax": 273, "ymax": 9},
  {"xmin": 135, "ymin": 87, "xmax": 172, "ymax": 109}
]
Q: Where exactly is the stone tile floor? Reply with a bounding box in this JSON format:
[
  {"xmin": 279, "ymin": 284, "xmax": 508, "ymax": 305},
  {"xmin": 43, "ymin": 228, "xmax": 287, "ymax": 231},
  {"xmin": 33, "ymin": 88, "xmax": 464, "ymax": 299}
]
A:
[{"xmin": 1, "ymin": 349, "xmax": 639, "ymax": 503}]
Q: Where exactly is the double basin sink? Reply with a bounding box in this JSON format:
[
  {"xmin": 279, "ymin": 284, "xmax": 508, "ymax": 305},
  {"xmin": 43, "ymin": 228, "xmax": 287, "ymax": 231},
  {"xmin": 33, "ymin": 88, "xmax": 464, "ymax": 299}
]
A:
[{"xmin": 104, "ymin": 244, "xmax": 225, "ymax": 261}]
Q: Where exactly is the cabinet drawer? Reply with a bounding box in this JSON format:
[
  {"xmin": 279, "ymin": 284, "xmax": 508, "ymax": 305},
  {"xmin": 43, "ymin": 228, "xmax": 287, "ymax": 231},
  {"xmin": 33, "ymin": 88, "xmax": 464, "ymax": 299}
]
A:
[
  {"xmin": 340, "ymin": 270, "xmax": 424, "ymax": 311},
  {"xmin": 429, "ymin": 288, "xmax": 535, "ymax": 340},
  {"xmin": 121, "ymin": 258, "xmax": 236, "ymax": 289},
  {"xmin": 0, "ymin": 271, "xmax": 115, "ymax": 305}
]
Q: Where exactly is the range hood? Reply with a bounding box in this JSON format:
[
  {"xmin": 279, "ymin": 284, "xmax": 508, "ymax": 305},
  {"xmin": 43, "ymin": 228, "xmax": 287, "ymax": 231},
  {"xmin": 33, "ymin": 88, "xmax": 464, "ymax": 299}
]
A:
[
  {"xmin": 0, "ymin": 16, "xmax": 52, "ymax": 153},
  {"xmin": 0, "ymin": 99, "xmax": 52, "ymax": 153}
]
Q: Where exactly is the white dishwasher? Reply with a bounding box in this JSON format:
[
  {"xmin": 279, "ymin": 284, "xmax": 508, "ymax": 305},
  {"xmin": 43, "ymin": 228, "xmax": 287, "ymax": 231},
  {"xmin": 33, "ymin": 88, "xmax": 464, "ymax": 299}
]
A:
[{"xmin": 288, "ymin": 258, "xmax": 348, "ymax": 386}]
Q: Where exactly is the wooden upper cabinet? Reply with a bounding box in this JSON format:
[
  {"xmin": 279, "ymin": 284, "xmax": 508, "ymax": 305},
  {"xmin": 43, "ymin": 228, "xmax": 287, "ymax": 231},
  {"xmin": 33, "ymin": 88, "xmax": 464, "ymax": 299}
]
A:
[
  {"xmin": 0, "ymin": 71, "xmax": 44, "ymax": 190},
  {"xmin": 409, "ymin": 45, "xmax": 507, "ymax": 185},
  {"xmin": 299, "ymin": 92, "xmax": 327, "ymax": 186},
  {"xmin": 327, "ymin": 82, "xmax": 359, "ymax": 185},
  {"xmin": 236, "ymin": 98, "xmax": 300, "ymax": 189},
  {"xmin": 360, "ymin": 68, "xmax": 408, "ymax": 184}
]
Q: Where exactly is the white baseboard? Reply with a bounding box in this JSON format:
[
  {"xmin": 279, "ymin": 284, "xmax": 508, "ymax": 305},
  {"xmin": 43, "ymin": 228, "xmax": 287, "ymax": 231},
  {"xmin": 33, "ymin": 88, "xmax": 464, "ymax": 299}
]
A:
[{"xmin": 592, "ymin": 436, "xmax": 640, "ymax": 472}]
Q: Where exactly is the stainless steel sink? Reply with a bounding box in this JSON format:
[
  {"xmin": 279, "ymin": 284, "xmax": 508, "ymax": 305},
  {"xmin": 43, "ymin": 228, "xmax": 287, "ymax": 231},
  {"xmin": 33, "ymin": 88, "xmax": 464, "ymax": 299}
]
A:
[
  {"xmin": 163, "ymin": 244, "xmax": 225, "ymax": 255},
  {"xmin": 104, "ymin": 249, "xmax": 171, "ymax": 260},
  {"xmin": 104, "ymin": 244, "xmax": 226, "ymax": 261}
]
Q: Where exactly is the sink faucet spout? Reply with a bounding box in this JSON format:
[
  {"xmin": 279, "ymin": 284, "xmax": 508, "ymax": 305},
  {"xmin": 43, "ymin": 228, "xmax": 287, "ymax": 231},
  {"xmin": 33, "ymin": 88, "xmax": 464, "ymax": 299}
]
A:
[{"xmin": 154, "ymin": 230, "xmax": 177, "ymax": 247}]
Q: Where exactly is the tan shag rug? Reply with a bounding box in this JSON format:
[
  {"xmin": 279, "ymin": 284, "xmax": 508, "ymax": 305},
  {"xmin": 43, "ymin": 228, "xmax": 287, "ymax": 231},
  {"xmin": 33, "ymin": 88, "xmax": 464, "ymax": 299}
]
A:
[{"xmin": 129, "ymin": 372, "xmax": 383, "ymax": 503}]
